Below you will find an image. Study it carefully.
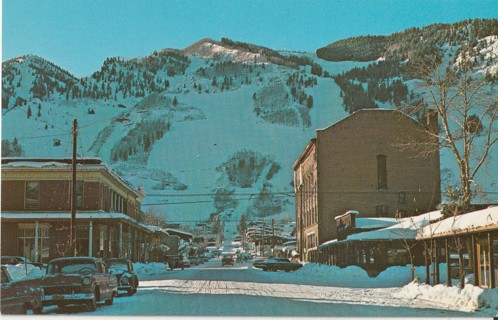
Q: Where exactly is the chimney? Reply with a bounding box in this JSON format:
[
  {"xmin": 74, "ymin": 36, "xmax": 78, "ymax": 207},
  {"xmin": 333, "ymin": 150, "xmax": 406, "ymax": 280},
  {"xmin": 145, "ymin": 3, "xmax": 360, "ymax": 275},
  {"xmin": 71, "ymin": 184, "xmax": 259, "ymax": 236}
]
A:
[{"xmin": 424, "ymin": 109, "xmax": 439, "ymax": 135}]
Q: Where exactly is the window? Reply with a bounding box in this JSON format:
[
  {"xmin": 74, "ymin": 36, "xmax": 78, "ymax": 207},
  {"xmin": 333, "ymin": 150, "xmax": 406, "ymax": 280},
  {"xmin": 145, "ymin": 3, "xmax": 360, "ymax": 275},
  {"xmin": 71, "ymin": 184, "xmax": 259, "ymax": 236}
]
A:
[
  {"xmin": 75, "ymin": 181, "xmax": 84, "ymax": 209},
  {"xmin": 75, "ymin": 225, "xmax": 89, "ymax": 256},
  {"xmin": 377, "ymin": 155, "xmax": 387, "ymax": 190},
  {"xmin": 25, "ymin": 181, "xmax": 40, "ymax": 209},
  {"xmin": 376, "ymin": 205, "xmax": 389, "ymax": 217},
  {"xmin": 18, "ymin": 223, "xmax": 49, "ymax": 262},
  {"xmin": 398, "ymin": 192, "xmax": 406, "ymax": 204}
]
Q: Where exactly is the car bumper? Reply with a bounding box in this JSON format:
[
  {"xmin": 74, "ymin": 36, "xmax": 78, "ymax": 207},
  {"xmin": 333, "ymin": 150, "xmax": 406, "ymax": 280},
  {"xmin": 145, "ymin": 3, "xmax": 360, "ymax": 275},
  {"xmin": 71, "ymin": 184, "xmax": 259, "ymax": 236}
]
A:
[
  {"xmin": 118, "ymin": 285, "xmax": 132, "ymax": 291},
  {"xmin": 42, "ymin": 293, "xmax": 94, "ymax": 306}
]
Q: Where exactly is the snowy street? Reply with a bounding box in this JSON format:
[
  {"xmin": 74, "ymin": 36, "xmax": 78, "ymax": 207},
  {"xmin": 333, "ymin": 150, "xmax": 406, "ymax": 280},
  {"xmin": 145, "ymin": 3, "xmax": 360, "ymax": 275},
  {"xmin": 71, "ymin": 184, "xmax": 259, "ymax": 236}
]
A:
[{"xmin": 37, "ymin": 258, "xmax": 475, "ymax": 317}]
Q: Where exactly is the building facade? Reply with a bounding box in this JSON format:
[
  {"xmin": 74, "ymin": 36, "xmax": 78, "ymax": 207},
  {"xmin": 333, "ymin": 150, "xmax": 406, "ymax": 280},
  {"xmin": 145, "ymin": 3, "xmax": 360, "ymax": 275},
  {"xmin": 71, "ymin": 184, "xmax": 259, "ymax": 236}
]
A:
[
  {"xmin": 1, "ymin": 158, "xmax": 151, "ymax": 263},
  {"xmin": 293, "ymin": 109, "xmax": 441, "ymax": 262}
]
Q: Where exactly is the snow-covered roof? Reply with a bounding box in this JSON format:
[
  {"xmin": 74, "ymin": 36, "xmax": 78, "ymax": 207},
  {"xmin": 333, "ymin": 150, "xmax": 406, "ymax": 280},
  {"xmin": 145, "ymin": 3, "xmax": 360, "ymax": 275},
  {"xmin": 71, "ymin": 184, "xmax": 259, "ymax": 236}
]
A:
[
  {"xmin": 164, "ymin": 228, "xmax": 193, "ymax": 238},
  {"xmin": 418, "ymin": 206, "xmax": 498, "ymax": 238},
  {"xmin": 319, "ymin": 239, "xmax": 338, "ymax": 247},
  {"xmin": 334, "ymin": 210, "xmax": 359, "ymax": 221},
  {"xmin": 347, "ymin": 211, "xmax": 442, "ymax": 241},
  {"xmin": 2, "ymin": 157, "xmax": 144, "ymax": 198},
  {"xmin": 355, "ymin": 217, "xmax": 399, "ymax": 229}
]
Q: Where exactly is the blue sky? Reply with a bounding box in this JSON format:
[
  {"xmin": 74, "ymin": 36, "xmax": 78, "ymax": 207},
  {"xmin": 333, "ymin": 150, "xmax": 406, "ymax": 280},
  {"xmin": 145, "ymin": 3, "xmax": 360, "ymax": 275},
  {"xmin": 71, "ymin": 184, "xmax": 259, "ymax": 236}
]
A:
[{"xmin": 3, "ymin": 0, "xmax": 498, "ymax": 77}]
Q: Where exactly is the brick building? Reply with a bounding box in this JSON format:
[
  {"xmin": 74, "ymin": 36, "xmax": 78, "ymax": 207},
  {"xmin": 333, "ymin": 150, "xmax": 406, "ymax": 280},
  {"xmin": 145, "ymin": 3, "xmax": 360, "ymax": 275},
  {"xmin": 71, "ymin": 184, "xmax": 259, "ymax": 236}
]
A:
[
  {"xmin": 1, "ymin": 158, "xmax": 152, "ymax": 263},
  {"xmin": 293, "ymin": 109, "xmax": 441, "ymax": 262}
]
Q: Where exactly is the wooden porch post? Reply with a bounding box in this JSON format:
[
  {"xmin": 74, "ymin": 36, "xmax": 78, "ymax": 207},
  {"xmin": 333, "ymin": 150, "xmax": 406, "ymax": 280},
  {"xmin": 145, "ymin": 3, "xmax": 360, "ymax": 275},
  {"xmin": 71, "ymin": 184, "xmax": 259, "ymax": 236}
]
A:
[
  {"xmin": 89, "ymin": 221, "xmax": 93, "ymax": 257},
  {"xmin": 435, "ymin": 240, "xmax": 440, "ymax": 284},
  {"xmin": 471, "ymin": 234, "xmax": 479, "ymax": 286},
  {"xmin": 425, "ymin": 242, "xmax": 430, "ymax": 285},
  {"xmin": 445, "ymin": 238, "xmax": 451, "ymax": 286},
  {"xmin": 488, "ymin": 232, "xmax": 495, "ymax": 288}
]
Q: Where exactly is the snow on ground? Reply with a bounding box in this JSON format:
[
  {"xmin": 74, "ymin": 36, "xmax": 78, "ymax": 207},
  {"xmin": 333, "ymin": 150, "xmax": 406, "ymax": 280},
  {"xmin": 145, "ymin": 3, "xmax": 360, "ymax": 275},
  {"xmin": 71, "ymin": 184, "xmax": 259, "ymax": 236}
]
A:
[{"xmin": 127, "ymin": 258, "xmax": 498, "ymax": 316}]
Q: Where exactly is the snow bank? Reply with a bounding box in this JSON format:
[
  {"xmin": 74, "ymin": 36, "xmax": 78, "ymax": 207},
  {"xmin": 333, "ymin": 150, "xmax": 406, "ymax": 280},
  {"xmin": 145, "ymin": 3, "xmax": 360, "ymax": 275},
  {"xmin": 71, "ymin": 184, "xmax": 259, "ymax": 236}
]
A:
[
  {"xmin": 6, "ymin": 264, "xmax": 45, "ymax": 281},
  {"xmin": 396, "ymin": 282, "xmax": 498, "ymax": 313},
  {"xmin": 273, "ymin": 263, "xmax": 434, "ymax": 288},
  {"xmin": 133, "ymin": 262, "xmax": 169, "ymax": 276}
]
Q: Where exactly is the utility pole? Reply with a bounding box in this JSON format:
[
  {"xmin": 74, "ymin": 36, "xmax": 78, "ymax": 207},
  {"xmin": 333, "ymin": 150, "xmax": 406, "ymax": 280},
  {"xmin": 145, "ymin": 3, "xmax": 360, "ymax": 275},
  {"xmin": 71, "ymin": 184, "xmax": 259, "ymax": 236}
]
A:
[
  {"xmin": 70, "ymin": 119, "xmax": 78, "ymax": 256},
  {"xmin": 271, "ymin": 218, "xmax": 275, "ymax": 255},
  {"xmin": 261, "ymin": 219, "xmax": 265, "ymax": 257}
]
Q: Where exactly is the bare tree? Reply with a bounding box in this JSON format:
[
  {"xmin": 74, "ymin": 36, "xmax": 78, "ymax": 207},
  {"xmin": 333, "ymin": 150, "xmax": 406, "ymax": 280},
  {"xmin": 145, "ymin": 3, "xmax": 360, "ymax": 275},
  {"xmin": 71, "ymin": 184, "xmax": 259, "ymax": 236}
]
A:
[
  {"xmin": 399, "ymin": 56, "xmax": 498, "ymax": 214},
  {"xmin": 142, "ymin": 206, "xmax": 168, "ymax": 227}
]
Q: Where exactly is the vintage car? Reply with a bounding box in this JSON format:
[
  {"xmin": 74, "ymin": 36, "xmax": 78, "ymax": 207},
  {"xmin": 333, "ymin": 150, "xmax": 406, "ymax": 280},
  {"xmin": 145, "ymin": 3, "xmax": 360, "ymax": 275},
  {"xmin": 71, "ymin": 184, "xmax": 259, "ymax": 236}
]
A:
[
  {"xmin": 1, "ymin": 266, "xmax": 44, "ymax": 314},
  {"xmin": 41, "ymin": 257, "xmax": 118, "ymax": 311},
  {"xmin": 105, "ymin": 259, "xmax": 139, "ymax": 296},
  {"xmin": 166, "ymin": 255, "xmax": 185, "ymax": 270},
  {"xmin": 253, "ymin": 257, "xmax": 302, "ymax": 272},
  {"xmin": 221, "ymin": 253, "xmax": 234, "ymax": 266}
]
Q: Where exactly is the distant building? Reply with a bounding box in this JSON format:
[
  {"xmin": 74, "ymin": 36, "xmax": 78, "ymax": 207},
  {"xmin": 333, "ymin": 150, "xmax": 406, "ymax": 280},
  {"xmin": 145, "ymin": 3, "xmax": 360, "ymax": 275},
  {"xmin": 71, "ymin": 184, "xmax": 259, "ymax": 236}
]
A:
[
  {"xmin": 1, "ymin": 158, "xmax": 151, "ymax": 262},
  {"xmin": 293, "ymin": 109, "xmax": 441, "ymax": 262}
]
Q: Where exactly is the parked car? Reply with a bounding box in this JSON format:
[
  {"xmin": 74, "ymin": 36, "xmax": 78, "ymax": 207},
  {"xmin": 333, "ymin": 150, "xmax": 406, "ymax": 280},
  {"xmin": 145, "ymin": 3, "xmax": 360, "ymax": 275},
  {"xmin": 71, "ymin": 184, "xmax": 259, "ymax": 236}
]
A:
[
  {"xmin": 221, "ymin": 254, "xmax": 234, "ymax": 266},
  {"xmin": 166, "ymin": 255, "xmax": 184, "ymax": 270},
  {"xmin": 182, "ymin": 256, "xmax": 191, "ymax": 268},
  {"xmin": 1, "ymin": 266, "xmax": 44, "ymax": 314},
  {"xmin": 41, "ymin": 257, "xmax": 118, "ymax": 311},
  {"xmin": 189, "ymin": 256, "xmax": 200, "ymax": 266},
  {"xmin": 105, "ymin": 259, "xmax": 139, "ymax": 296},
  {"xmin": 1, "ymin": 256, "xmax": 46, "ymax": 269},
  {"xmin": 253, "ymin": 257, "xmax": 302, "ymax": 272}
]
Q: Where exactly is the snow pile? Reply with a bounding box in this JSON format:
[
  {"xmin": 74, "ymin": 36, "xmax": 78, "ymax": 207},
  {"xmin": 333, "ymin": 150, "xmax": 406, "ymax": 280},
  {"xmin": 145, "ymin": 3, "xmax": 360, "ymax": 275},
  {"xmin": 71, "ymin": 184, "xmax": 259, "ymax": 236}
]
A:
[
  {"xmin": 277, "ymin": 263, "xmax": 431, "ymax": 288},
  {"xmin": 6, "ymin": 264, "xmax": 45, "ymax": 281},
  {"xmin": 132, "ymin": 262, "xmax": 169, "ymax": 275},
  {"xmin": 396, "ymin": 282, "xmax": 498, "ymax": 313}
]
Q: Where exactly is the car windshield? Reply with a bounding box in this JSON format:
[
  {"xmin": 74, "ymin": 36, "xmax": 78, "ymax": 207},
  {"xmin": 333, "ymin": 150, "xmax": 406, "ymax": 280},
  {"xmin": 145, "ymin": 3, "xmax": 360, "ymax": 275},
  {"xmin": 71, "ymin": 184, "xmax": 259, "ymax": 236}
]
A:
[
  {"xmin": 107, "ymin": 261, "xmax": 129, "ymax": 272},
  {"xmin": 47, "ymin": 260, "xmax": 98, "ymax": 274}
]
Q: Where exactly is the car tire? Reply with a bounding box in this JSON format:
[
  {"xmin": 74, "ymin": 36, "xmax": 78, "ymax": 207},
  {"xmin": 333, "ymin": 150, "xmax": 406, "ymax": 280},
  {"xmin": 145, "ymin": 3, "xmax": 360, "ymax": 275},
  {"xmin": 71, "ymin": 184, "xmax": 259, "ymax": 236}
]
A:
[
  {"xmin": 88, "ymin": 291, "xmax": 97, "ymax": 311},
  {"xmin": 33, "ymin": 305, "xmax": 43, "ymax": 314},
  {"xmin": 262, "ymin": 268, "xmax": 267, "ymax": 272},
  {"xmin": 105, "ymin": 293, "xmax": 114, "ymax": 306},
  {"xmin": 285, "ymin": 270, "xmax": 291, "ymax": 273},
  {"xmin": 20, "ymin": 304, "xmax": 27, "ymax": 315}
]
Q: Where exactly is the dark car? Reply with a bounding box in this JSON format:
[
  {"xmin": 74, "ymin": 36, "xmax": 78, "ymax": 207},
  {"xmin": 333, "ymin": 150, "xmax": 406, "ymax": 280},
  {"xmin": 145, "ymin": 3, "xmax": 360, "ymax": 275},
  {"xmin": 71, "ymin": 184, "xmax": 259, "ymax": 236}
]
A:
[
  {"xmin": 41, "ymin": 257, "xmax": 118, "ymax": 311},
  {"xmin": 253, "ymin": 257, "xmax": 302, "ymax": 272},
  {"xmin": 105, "ymin": 259, "xmax": 139, "ymax": 296},
  {"xmin": 166, "ymin": 255, "xmax": 184, "ymax": 270},
  {"xmin": 221, "ymin": 254, "xmax": 234, "ymax": 266},
  {"xmin": 1, "ymin": 266, "xmax": 44, "ymax": 314}
]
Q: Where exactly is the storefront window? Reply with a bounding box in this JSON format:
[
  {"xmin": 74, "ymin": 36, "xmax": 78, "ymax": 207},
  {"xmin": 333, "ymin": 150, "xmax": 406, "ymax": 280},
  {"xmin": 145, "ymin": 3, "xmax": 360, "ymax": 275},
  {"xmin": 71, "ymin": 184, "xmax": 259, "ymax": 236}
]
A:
[
  {"xmin": 18, "ymin": 223, "xmax": 49, "ymax": 262},
  {"xmin": 75, "ymin": 225, "xmax": 89, "ymax": 256}
]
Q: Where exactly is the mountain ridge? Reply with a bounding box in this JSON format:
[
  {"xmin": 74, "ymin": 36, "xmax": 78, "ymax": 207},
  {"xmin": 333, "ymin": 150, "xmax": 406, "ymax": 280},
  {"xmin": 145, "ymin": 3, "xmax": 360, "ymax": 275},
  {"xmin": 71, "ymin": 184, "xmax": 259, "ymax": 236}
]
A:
[{"xmin": 2, "ymin": 18, "xmax": 497, "ymax": 225}]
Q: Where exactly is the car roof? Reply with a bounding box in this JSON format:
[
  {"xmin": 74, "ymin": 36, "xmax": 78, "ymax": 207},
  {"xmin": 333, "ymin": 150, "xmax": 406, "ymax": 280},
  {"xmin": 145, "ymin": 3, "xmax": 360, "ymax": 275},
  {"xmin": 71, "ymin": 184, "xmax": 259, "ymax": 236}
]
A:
[
  {"xmin": 48, "ymin": 256, "xmax": 103, "ymax": 263},
  {"xmin": 105, "ymin": 258, "xmax": 129, "ymax": 262}
]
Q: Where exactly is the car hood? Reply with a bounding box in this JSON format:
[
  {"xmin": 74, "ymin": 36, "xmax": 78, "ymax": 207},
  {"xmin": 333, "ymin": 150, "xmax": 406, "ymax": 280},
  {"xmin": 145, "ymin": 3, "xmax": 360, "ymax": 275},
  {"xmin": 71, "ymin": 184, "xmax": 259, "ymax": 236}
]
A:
[{"xmin": 41, "ymin": 273, "xmax": 85, "ymax": 286}]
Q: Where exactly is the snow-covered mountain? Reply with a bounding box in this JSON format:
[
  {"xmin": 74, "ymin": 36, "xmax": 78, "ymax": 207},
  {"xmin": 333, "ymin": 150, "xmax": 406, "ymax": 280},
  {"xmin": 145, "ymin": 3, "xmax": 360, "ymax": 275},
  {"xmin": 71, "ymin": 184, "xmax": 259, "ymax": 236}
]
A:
[{"xmin": 2, "ymin": 19, "xmax": 497, "ymax": 225}]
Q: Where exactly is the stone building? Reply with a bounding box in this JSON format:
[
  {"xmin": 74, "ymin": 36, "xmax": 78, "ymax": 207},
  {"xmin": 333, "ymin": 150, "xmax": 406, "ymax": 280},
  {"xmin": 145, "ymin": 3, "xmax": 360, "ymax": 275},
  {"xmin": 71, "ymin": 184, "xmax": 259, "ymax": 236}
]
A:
[{"xmin": 293, "ymin": 109, "xmax": 441, "ymax": 262}]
